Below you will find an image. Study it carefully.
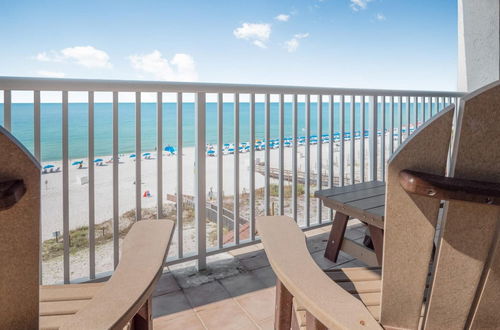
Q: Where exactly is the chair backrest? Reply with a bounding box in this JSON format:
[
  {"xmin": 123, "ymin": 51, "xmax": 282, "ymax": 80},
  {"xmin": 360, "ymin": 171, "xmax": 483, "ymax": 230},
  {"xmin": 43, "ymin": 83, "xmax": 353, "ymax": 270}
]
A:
[
  {"xmin": 380, "ymin": 82, "xmax": 500, "ymax": 329},
  {"xmin": 0, "ymin": 126, "xmax": 40, "ymax": 329}
]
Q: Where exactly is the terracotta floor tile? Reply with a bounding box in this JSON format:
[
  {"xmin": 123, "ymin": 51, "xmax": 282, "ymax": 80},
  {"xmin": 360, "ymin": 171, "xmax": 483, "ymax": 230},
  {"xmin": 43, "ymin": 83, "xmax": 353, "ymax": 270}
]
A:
[
  {"xmin": 154, "ymin": 309, "xmax": 205, "ymax": 329},
  {"xmin": 184, "ymin": 281, "xmax": 231, "ymax": 308},
  {"xmin": 251, "ymin": 266, "xmax": 277, "ymax": 288},
  {"xmin": 196, "ymin": 299, "xmax": 259, "ymax": 330},
  {"xmin": 154, "ymin": 272, "xmax": 181, "ymax": 297},
  {"xmin": 235, "ymin": 287, "xmax": 275, "ymax": 323},
  {"xmin": 220, "ymin": 272, "xmax": 266, "ymax": 297},
  {"xmin": 257, "ymin": 316, "xmax": 275, "ymax": 330},
  {"xmin": 239, "ymin": 252, "xmax": 270, "ymax": 271},
  {"xmin": 153, "ymin": 290, "xmax": 192, "ymax": 318}
]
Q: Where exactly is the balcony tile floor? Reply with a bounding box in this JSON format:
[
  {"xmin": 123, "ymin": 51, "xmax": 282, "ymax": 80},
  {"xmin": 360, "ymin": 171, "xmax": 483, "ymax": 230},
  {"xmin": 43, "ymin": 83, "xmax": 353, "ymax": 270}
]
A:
[{"xmin": 153, "ymin": 221, "xmax": 367, "ymax": 329}]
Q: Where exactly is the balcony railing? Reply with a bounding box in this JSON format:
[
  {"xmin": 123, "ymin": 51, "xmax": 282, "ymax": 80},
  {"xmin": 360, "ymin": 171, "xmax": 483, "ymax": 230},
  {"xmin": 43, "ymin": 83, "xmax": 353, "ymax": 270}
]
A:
[{"xmin": 0, "ymin": 76, "xmax": 464, "ymax": 284}]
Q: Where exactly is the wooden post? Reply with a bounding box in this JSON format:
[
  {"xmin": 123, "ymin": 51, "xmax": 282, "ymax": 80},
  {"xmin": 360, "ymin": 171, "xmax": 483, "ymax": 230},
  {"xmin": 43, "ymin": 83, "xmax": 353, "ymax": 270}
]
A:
[
  {"xmin": 324, "ymin": 212, "xmax": 349, "ymax": 262},
  {"xmin": 275, "ymin": 280, "xmax": 293, "ymax": 330},
  {"xmin": 132, "ymin": 297, "xmax": 152, "ymax": 330}
]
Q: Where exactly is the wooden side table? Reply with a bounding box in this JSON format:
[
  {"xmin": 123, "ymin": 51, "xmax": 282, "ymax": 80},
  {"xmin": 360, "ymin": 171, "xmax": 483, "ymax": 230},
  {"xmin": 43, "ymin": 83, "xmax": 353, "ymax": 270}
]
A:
[{"xmin": 315, "ymin": 181, "xmax": 385, "ymax": 266}]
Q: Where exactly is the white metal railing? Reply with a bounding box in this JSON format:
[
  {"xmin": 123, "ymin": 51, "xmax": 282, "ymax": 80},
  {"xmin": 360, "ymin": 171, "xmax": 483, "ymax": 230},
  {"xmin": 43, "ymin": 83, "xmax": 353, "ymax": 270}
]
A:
[{"xmin": 0, "ymin": 76, "xmax": 465, "ymax": 284}]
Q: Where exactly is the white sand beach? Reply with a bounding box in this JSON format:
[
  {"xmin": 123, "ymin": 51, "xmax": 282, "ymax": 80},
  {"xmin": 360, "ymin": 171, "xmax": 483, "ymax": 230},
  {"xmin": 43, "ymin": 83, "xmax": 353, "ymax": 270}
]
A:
[
  {"xmin": 40, "ymin": 136, "xmax": 394, "ymax": 283},
  {"xmin": 40, "ymin": 136, "xmax": 395, "ymax": 240}
]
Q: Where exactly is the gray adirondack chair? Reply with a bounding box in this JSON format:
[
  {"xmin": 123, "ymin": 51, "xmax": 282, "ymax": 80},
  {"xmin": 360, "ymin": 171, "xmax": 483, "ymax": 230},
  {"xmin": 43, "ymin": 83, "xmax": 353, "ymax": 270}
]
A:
[
  {"xmin": 0, "ymin": 126, "xmax": 175, "ymax": 329},
  {"xmin": 258, "ymin": 81, "xmax": 500, "ymax": 329}
]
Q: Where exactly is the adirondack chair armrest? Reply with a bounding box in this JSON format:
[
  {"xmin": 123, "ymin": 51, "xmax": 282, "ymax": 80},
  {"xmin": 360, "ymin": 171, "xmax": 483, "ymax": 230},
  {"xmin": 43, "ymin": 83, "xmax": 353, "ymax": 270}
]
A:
[
  {"xmin": 0, "ymin": 179, "xmax": 26, "ymax": 211},
  {"xmin": 400, "ymin": 169, "xmax": 500, "ymax": 206},
  {"xmin": 59, "ymin": 220, "xmax": 175, "ymax": 330},
  {"xmin": 257, "ymin": 216, "xmax": 382, "ymax": 329}
]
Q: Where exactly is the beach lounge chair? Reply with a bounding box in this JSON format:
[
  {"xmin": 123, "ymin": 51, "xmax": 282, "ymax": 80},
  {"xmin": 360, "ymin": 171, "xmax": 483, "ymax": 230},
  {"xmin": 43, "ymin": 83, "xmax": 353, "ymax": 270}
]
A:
[
  {"xmin": 257, "ymin": 82, "xmax": 500, "ymax": 329},
  {"xmin": 0, "ymin": 126, "xmax": 175, "ymax": 329}
]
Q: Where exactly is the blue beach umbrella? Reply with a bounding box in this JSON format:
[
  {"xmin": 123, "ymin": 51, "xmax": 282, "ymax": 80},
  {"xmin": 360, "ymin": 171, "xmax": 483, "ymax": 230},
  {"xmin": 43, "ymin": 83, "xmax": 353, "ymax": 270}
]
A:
[
  {"xmin": 164, "ymin": 146, "xmax": 175, "ymax": 153},
  {"xmin": 94, "ymin": 158, "xmax": 103, "ymax": 163},
  {"xmin": 43, "ymin": 164, "xmax": 55, "ymax": 169},
  {"xmin": 143, "ymin": 152, "xmax": 151, "ymax": 156},
  {"xmin": 71, "ymin": 161, "xmax": 83, "ymax": 166},
  {"xmin": 129, "ymin": 154, "xmax": 136, "ymax": 158},
  {"xmin": 207, "ymin": 150, "xmax": 215, "ymax": 155}
]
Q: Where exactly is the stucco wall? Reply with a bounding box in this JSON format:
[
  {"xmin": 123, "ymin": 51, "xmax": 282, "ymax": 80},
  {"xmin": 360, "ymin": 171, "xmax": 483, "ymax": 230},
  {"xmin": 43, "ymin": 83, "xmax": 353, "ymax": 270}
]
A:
[{"xmin": 458, "ymin": 0, "xmax": 500, "ymax": 92}]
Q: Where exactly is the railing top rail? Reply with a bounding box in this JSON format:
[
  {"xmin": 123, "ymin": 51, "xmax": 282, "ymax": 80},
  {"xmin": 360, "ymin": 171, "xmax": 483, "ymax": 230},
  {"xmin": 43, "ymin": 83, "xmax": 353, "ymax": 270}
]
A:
[{"xmin": 0, "ymin": 76, "xmax": 465, "ymax": 97}]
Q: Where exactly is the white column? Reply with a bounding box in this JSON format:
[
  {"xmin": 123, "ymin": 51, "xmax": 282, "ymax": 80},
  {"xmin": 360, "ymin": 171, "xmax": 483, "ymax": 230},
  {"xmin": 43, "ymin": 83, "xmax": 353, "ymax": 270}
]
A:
[{"xmin": 458, "ymin": 0, "xmax": 500, "ymax": 92}]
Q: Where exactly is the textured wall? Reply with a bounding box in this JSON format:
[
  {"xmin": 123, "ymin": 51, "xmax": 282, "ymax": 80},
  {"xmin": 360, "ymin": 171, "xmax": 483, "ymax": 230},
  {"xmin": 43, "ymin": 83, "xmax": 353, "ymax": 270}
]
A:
[{"xmin": 458, "ymin": 0, "xmax": 500, "ymax": 92}]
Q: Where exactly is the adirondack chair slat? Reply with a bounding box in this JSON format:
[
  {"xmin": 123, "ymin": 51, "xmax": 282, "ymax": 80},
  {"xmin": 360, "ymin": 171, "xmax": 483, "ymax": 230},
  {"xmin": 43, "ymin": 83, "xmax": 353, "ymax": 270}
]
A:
[
  {"xmin": 257, "ymin": 215, "xmax": 382, "ymax": 329},
  {"xmin": 468, "ymin": 233, "xmax": 500, "ymax": 328},
  {"xmin": 380, "ymin": 106, "xmax": 454, "ymax": 330},
  {"xmin": 40, "ymin": 314, "xmax": 73, "ymax": 330},
  {"xmin": 424, "ymin": 84, "xmax": 500, "ymax": 329},
  {"xmin": 59, "ymin": 220, "xmax": 174, "ymax": 330},
  {"xmin": 336, "ymin": 280, "xmax": 381, "ymax": 294},
  {"xmin": 40, "ymin": 300, "xmax": 91, "ymax": 316},
  {"xmin": 0, "ymin": 127, "xmax": 40, "ymax": 329},
  {"xmin": 40, "ymin": 282, "xmax": 105, "ymax": 302},
  {"xmin": 324, "ymin": 267, "xmax": 382, "ymax": 282}
]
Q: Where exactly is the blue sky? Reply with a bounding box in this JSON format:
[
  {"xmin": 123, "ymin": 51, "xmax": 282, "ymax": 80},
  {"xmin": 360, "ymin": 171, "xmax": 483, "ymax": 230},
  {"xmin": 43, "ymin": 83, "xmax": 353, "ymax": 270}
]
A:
[{"xmin": 0, "ymin": 0, "xmax": 458, "ymax": 91}]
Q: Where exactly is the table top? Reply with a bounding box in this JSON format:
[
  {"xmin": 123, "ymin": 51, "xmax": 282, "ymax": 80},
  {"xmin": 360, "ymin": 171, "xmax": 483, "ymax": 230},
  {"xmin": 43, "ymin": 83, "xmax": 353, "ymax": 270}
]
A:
[{"xmin": 314, "ymin": 181, "xmax": 386, "ymax": 228}]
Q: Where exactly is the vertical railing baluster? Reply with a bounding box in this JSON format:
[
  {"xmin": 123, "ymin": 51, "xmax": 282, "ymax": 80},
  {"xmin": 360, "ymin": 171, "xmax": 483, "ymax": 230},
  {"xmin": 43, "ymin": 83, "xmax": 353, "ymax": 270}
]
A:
[
  {"xmin": 135, "ymin": 93, "xmax": 142, "ymax": 222},
  {"xmin": 279, "ymin": 94, "xmax": 285, "ymax": 215},
  {"xmin": 3, "ymin": 90, "xmax": 11, "ymax": 130},
  {"xmin": 427, "ymin": 96, "xmax": 431, "ymax": 119},
  {"xmin": 112, "ymin": 91, "xmax": 119, "ymax": 268},
  {"xmin": 292, "ymin": 94, "xmax": 298, "ymax": 222},
  {"xmin": 88, "ymin": 91, "xmax": 95, "ymax": 280},
  {"xmin": 217, "ymin": 93, "xmax": 223, "ymax": 248},
  {"xmin": 398, "ymin": 96, "xmax": 403, "ymax": 146},
  {"xmin": 349, "ymin": 95, "xmax": 355, "ymax": 185},
  {"xmin": 406, "ymin": 96, "xmax": 411, "ymax": 140},
  {"xmin": 389, "ymin": 96, "xmax": 394, "ymax": 155},
  {"xmin": 234, "ymin": 93, "xmax": 240, "ymax": 245},
  {"xmin": 34, "ymin": 90, "xmax": 42, "ymax": 284},
  {"xmin": 339, "ymin": 95, "xmax": 345, "ymax": 187},
  {"xmin": 195, "ymin": 92, "xmax": 207, "ymax": 270},
  {"xmin": 414, "ymin": 96, "xmax": 419, "ymax": 130},
  {"xmin": 249, "ymin": 93, "xmax": 256, "ymax": 239},
  {"xmin": 328, "ymin": 95, "xmax": 334, "ymax": 220},
  {"xmin": 380, "ymin": 96, "xmax": 386, "ymax": 181},
  {"xmin": 305, "ymin": 95, "xmax": 311, "ymax": 227},
  {"xmin": 62, "ymin": 91, "xmax": 69, "ymax": 283},
  {"xmin": 317, "ymin": 95, "xmax": 322, "ymax": 223},
  {"xmin": 157, "ymin": 92, "xmax": 163, "ymax": 218},
  {"xmin": 360, "ymin": 96, "xmax": 365, "ymax": 183},
  {"xmin": 176, "ymin": 92, "xmax": 183, "ymax": 256},
  {"xmin": 265, "ymin": 94, "xmax": 270, "ymax": 215},
  {"xmin": 369, "ymin": 96, "xmax": 378, "ymax": 181},
  {"xmin": 34, "ymin": 91, "xmax": 41, "ymax": 160}
]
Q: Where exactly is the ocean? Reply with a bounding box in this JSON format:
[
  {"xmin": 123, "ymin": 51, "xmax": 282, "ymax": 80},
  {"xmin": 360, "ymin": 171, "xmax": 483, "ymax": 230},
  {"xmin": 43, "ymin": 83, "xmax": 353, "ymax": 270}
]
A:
[{"xmin": 0, "ymin": 102, "xmax": 432, "ymax": 162}]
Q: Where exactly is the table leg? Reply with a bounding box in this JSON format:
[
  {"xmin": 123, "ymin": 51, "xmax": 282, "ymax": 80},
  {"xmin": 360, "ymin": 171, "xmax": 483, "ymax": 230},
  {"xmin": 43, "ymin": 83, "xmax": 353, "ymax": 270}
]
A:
[
  {"xmin": 368, "ymin": 225, "xmax": 384, "ymax": 265},
  {"xmin": 324, "ymin": 212, "xmax": 349, "ymax": 262}
]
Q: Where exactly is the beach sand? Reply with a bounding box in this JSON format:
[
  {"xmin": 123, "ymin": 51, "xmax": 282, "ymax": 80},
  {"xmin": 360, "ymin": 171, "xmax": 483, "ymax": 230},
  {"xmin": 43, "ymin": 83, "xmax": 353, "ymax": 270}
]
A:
[{"xmin": 41, "ymin": 136, "xmax": 394, "ymax": 283}]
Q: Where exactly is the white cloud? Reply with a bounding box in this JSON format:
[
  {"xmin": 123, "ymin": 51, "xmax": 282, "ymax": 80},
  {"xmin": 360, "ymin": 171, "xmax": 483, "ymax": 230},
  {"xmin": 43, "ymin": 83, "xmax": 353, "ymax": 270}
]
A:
[
  {"xmin": 33, "ymin": 46, "xmax": 111, "ymax": 68},
  {"xmin": 285, "ymin": 33, "xmax": 309, "ymax": 52},
  {"xmin": 36, "ymin": 70, "xmax": 66, "ymax": 78},
  {"xmin": 375, "ymin": 13, "xmax": 386, "ymax": 21},
  {"xmin": 233, "ymin": 23, "xmax": 271, "ymax": 48},
  {"xmin": 275, "ymin": 14, "xmax": 290, "ymax": 22},
  {"xmin": 350, "ymin": 0, "xmax": 372, "ymax": 11},
  {"xmin": 253, "ymin": 40, "xmax": 267, "ymax": 49},
  {"xmin": 61, "ymin": 46, "xmax": 111, "ymax": 68},
  {"xmin": 128, "ymin": 50, "xmax": 198, "ymax": 82}
]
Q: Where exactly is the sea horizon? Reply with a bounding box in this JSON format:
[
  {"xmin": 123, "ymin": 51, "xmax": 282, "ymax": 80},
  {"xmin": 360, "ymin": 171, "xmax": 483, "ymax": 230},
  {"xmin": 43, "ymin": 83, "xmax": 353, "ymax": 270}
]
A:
[{"xmin": 0, "ymin": 101, "xmax": 435, "ymax": 162}]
